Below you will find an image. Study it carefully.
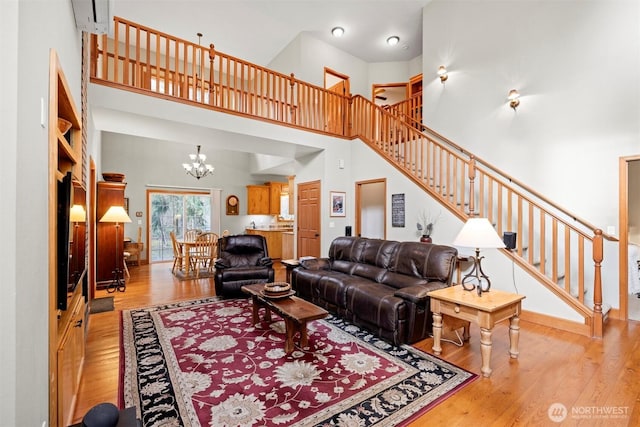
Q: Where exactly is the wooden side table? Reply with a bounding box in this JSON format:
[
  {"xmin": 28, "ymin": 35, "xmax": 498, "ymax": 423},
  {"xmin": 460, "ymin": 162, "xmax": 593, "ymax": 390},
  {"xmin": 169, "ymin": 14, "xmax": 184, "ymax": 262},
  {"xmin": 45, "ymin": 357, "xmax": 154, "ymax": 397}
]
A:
[
  {"xmin": 280, "ymin": 258, "xmax": 300, "ymax": 283},
  {"xmin": 428, "ymin": 285, "xmax": 526, "ymax": 377}
]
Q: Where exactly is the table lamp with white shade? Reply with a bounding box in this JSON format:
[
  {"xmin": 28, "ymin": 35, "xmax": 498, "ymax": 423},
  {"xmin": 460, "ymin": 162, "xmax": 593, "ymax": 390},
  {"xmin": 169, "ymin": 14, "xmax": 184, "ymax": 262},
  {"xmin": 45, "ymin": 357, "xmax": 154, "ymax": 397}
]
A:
[
  {"xmin": 69, "ymin": 204, "xmax": 86, "ymax": 282},
  {"xmin": 452, "ymin": 217, "xmax": 506, "ymax": 296},
  {"xmin": 99, "ymin": 205, "xmax": 132, "ymax": 293}
]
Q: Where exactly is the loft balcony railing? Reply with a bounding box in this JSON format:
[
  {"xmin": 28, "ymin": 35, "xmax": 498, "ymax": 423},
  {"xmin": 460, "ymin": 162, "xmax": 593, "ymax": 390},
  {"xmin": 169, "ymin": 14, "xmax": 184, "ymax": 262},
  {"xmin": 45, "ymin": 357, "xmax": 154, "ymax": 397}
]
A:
[
  {"xmin": 90, "ymin": 17, "xmax": 349, "ymax": 137},
  {"xmin": 90, "ymin": 17, "xmax": 616, "ymax": 338}
]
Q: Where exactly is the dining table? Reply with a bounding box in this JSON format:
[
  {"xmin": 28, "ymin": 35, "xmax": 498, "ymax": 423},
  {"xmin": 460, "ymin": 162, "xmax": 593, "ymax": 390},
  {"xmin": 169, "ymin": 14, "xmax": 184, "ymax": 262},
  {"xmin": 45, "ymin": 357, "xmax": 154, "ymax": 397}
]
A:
[{"xmin": 175, "ymin": 236, "xmax": 217, "ymax": 276}]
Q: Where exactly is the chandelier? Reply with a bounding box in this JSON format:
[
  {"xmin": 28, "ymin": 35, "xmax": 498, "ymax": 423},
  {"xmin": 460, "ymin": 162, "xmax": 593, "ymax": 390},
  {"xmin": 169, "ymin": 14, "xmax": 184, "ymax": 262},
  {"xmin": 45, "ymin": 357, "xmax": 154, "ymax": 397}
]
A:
[{"xmin": 182, "ymin": 145, "xmax": 214, "ymax": 179}]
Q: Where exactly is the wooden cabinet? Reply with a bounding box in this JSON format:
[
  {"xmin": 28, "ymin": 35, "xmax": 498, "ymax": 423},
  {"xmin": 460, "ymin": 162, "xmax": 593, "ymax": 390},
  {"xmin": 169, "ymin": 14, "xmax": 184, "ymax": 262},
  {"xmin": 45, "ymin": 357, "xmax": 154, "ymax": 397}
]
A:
[
  {"xmin": 49, "ymin": 49, "xmax": 86, "ymax": 427},
  {"xmin": 57, "ymin": 293, "xmax": 85, "ymax": 427},
  {"xmin": 247, "ymin": 182, "xmax": 288, "ymax": 215},
  {"xmin": 268, "ymin": 182, "xmax": 284, "ymax": 215},
  {"xmin": 246, "ymin": 229, "xmax": 283, "ymax": 259},
  {"xmin": 96, "ymin": 181, "xmax": 127, "ymax": 288},
  {"xmin": 247, "ymin": 185, "xmax": 270, "ymax": 214},
  {"xmin": 408, "ymin": 73, "xmax": 422, "ymax": 97},
  {"xmin": 288, "ymin": 175, "xmax": 295, "ymax": 215},
  {"xmin": 282, "ymin": 232, "xmax": 294, "ymax": 259}
]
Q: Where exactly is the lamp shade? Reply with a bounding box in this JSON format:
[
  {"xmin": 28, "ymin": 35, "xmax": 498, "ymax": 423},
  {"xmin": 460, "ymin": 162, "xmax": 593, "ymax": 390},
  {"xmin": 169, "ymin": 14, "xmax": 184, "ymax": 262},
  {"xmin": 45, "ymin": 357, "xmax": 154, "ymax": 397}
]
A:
[
  {"xmin": 99, "ymin": 206, "xmax": 132, "ymax": 223},
  {"xmin": 453, "ymin": 217, "xmax": 506, "ymax": 249},
  {"xmin": 69, "ymin": 204, "xmax": 86, "ymax": 223}
]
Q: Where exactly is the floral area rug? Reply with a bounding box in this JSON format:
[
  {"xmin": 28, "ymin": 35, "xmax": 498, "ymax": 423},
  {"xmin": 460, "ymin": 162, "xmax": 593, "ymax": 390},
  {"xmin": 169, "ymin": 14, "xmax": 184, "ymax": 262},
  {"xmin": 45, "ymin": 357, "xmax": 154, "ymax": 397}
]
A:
[{"xmin": 121, "ymin": 297, "xmax": 477, "ymax": 426}]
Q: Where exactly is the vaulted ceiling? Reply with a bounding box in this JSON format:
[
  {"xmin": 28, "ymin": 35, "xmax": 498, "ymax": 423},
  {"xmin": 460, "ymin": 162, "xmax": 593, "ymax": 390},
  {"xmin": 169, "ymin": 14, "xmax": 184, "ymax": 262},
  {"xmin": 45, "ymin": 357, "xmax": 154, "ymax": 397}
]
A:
[{"xmin": 110, "ymin": 0, "xmax": 431, "ymax": 65}]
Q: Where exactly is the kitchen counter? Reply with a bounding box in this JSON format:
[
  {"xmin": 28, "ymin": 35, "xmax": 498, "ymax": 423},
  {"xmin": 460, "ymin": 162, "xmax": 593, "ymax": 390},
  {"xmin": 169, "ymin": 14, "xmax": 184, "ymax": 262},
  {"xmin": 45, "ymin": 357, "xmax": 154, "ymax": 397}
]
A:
[{"xmin": 245, "ymin": 228, "xmax": 292, "ymax": 258}]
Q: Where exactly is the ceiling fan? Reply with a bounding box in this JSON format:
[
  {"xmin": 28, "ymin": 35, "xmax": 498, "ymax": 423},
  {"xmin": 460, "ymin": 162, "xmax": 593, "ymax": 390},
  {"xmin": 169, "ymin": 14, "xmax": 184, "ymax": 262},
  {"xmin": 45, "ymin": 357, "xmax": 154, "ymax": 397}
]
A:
[{"xmin": 374, "ymin": 87, "xmax": 387, "ymax": 101}]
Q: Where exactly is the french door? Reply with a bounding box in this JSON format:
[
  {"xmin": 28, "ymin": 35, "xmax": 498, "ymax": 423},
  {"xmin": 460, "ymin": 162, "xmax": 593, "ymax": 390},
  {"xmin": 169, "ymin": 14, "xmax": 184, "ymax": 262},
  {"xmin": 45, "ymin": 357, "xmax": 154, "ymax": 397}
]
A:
[{"xmin": 148, "ymin": 190, "xmax": 213, "ymax": 262}]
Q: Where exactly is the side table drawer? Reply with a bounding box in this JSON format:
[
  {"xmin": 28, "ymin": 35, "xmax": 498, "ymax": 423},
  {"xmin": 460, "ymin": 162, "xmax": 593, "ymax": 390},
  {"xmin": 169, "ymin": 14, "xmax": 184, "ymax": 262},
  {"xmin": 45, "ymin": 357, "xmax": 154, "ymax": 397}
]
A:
[{"xmin": 437, "ymin": 300, "xmax": 479, "ymax": 323}]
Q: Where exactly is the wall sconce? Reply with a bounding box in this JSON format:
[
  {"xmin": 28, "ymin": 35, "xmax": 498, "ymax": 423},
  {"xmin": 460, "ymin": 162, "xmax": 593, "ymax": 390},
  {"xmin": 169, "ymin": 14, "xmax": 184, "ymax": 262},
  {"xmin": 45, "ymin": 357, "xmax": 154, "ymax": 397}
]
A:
[
  {"xmin": 386, "ymin": 36, "xmax": 400, "ymax": 46},
  {"xmin": 437, "ymin": 65, "xmax": 448, "ymax": 83},
  {"xmin": 508, "ymin": 89, "xmax": 520, "ymax": 110},
  {"xmin": 331, "ymin": 27, "xmax": 344, "ymax": 37}
]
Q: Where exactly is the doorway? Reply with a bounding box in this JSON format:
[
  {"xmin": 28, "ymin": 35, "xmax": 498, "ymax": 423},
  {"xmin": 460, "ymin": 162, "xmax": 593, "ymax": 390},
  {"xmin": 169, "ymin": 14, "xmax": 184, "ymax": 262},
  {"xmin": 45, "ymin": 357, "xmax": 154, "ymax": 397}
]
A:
[
  {"xmin": 621, "ymin": 156, "xmax": 640, "ymax": 321},
  {"xmin": 324, "ymin": 68, "xmax": 349, "ymax": 135},
  {"xmin": 297, "ymin": 180, "xmax": 321, "ymax": 257},
  {"xmin": 355, "ymin": 179, "xmax": 386, "ymax": 239},
  {"xmin": 372, "ymin": 83, "xmax": 407, "ymax": 107}
]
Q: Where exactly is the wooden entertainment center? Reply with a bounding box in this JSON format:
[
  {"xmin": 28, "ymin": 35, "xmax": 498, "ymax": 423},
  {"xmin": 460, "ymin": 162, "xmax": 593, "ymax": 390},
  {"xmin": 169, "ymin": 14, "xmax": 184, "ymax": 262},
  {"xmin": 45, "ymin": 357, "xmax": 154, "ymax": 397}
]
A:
[{"xmin": 48, "ymin": 49, "xmax": 86, "ymax": 427}]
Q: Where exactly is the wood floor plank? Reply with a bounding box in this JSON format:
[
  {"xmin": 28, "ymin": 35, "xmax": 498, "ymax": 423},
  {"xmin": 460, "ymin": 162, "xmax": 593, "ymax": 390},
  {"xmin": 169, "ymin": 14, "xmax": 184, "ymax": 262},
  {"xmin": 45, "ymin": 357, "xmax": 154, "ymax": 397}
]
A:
[{"xmin": 72, "ymin": 263, "xmax": 640, "ymax": 426}]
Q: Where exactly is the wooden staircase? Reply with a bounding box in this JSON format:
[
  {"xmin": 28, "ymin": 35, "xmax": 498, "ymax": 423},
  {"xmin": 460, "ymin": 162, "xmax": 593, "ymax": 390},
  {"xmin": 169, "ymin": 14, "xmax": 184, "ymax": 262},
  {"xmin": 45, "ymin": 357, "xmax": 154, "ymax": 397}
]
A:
[{"xmin": 90, "ymin": 17, "xmax": 616, "ymax": 338}]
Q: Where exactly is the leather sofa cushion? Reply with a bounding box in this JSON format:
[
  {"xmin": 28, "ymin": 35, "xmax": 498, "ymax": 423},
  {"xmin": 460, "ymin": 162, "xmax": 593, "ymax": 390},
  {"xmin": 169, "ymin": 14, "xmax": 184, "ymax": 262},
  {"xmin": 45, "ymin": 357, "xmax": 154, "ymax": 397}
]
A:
[
  {"xmin": 358, "ymin": 239, "xmax": 397, "ymax": 268},
  {"xmin": 315, "ymin": 273, "xmax": 372, "ymax": 310},
  {"xmin": 347, "ymin": 283, "xmax": 407, "ymax": 332},
  {"xmin": 218, "ymin": 266, "xmax": 272, "ymax": 282},
  {"xmin": 390, "ymin": 242, "xmax": 457, "ymax": 282},
  {"xmin": 381, "ymin": 271, "xmax": 429, "ymax": 289},
  {"xmin": 329, "ymin": 236, "xmax": 366, "ymax": 261},
  {"xmin": 331, "ymin": 259, "xmax": 358, "ymax": 275}
]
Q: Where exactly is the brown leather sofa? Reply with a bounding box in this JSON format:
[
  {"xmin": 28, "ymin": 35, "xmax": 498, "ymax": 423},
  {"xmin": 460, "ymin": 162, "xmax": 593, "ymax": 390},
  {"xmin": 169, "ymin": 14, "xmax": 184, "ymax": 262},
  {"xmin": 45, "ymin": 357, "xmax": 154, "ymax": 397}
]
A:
[{"xmin": 291, "ymin": 236, "xmax": 458, "ymax": 345}]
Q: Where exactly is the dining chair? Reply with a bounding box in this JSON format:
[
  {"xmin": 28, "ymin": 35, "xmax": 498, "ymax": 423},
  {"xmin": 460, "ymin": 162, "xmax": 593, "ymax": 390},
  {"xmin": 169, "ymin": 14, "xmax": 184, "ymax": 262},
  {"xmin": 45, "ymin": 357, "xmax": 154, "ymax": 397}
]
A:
[
  {"xmin": 191, "ymin": 232, "xmax": 218, "ymax": 278},
  {"xmin": 170, "ymin": 231, "xmax": 186, "ymax": 274},
  {"xmin": 184, "ymin": 229, "xmax": 201, "ymax": 241}
]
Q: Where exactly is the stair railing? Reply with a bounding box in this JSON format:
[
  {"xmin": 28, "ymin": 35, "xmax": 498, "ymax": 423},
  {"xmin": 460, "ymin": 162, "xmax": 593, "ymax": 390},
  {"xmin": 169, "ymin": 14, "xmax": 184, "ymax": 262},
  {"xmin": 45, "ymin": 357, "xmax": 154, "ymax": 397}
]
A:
[
  {"xmin": 350, "ymin": 95, "xmax": 614, "ymax": 337},
  {"xmin": 90, "ymin": 17, "xmax": 614, "ymax": 337}
]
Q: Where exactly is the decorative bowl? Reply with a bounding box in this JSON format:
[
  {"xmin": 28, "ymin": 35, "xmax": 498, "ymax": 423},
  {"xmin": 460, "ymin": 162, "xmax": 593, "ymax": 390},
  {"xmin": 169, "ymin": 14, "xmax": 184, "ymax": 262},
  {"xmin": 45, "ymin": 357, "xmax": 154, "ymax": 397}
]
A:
[
  {"xmin": 263, "ymin": 282, "xmax": 292, "ymax": 296},
  {"xmin": 102, "ymin": 172, "xmax": 126, "ymax": 182}
]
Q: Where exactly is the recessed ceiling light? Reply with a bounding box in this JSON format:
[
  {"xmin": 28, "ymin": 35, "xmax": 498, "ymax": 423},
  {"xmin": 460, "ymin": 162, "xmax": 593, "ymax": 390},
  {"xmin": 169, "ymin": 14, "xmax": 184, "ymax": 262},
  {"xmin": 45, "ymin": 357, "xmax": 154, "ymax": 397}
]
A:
[
  {"xmin": 331, "ymin": 27, "xmax": 344, "ymax": 37},
  {"xmin": 386, "ymin": 36, "xmax": 400, "ymax": 46}
]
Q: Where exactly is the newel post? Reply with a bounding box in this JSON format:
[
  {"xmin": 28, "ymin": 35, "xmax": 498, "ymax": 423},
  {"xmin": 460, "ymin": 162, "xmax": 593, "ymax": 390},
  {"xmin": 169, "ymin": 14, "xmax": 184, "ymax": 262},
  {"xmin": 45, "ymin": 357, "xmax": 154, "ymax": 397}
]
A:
[
  {"xmin": 592, "ymin": 229, "xmax": 604, "ymax": 338},
  {"xmin": 468, "ymin": 156, "xmax": 476, "ymax": 217},
  {"xmin": 208, "ymin": 43, "xmax": 216, "ymax": 105}
]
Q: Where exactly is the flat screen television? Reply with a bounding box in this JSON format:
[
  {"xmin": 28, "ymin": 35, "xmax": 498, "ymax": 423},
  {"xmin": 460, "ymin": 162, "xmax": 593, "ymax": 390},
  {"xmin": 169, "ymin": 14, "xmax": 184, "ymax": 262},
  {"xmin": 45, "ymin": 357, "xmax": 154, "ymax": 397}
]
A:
[{"xmin": 57, "ymin": 172, "xmax": 72, "ymax": 310}]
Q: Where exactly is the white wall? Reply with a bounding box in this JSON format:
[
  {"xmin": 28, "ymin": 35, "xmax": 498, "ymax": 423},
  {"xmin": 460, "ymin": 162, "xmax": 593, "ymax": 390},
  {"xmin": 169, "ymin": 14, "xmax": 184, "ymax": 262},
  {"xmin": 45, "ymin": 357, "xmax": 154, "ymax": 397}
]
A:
[
  {"xmin": 422, "ymin": 0, "xmax": 640, "ymax": 231},
  {"xmin": 5, "ymin": 0, "xmax": 82, "ymax": 425},
  {"xmin": 350, "ymin": 139, "xmax": 582, "ymax": 321},
  {"xmin": 100, "ymin": 134, "xmax": 289, "ymax": 246},
  {"xmin": 0, "ymin": 1, "xmax": 18, "ymax": 424}
]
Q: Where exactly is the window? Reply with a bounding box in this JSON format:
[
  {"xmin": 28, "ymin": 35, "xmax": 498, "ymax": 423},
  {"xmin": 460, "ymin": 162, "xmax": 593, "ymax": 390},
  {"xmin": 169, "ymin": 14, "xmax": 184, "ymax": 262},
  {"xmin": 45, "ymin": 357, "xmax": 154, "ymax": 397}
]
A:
[{"xmin": 148, "ymin": 191, "xmax": 212, "ymax": 262}]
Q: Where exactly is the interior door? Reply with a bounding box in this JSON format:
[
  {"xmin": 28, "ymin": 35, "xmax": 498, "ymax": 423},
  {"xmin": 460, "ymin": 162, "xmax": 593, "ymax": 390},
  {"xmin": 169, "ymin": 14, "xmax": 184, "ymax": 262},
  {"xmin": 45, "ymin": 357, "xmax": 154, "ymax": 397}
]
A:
[
  {"xmin": 324, "ymin": 68, "xmax": 349, "ymax": 135},
  {"xmin": 297, "ymin": 180, "xmax": 321, "ymax": 257},
  {"xmin": 355, "ymin": 179, "xmax": 386, "ymax": 239}
]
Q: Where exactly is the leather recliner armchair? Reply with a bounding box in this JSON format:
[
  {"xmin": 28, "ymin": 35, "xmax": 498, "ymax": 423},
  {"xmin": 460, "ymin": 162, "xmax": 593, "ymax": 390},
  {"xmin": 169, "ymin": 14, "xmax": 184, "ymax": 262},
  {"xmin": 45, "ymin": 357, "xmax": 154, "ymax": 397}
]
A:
[{"xmin": 214, "ymin": 234, "xmax": 275, "ymax": 298}]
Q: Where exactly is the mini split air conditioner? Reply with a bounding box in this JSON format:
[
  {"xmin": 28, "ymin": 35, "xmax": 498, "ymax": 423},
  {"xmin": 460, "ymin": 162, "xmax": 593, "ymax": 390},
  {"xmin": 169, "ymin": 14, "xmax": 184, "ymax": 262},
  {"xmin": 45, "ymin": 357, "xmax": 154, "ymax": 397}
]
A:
[{"xmin": 71, "ymin": 0, "xmax": 110, "ymax": 34}]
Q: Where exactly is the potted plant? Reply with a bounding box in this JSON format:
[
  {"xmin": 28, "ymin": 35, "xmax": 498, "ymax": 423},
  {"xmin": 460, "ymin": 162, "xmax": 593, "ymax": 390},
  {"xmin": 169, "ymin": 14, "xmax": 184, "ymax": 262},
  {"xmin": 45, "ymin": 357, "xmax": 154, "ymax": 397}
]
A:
[{"xmin": 417, "ymin": 210, "xmax": 440, "ymax": 243}]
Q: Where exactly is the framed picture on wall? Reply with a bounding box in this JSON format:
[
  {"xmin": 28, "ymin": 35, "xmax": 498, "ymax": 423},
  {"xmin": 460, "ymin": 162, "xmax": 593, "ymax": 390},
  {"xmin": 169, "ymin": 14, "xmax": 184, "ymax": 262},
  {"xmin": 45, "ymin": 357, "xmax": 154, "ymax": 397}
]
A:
[{"xmin": 330, "ymin": 191, "xmax": 346, "ymax": 217}]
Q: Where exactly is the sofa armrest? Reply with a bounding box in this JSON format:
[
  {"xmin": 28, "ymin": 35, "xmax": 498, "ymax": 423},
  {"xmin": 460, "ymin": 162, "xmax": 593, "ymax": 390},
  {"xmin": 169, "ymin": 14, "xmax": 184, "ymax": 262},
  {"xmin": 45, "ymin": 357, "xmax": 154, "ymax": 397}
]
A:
[
  {"xmin": 214, "ymin": 259, "xmax": 230, "ymax": 269},
  {"xmin": 394, "ymin": 282, "xmax": 448, "ymax": 304},
  {"xmin": 259, "ymin": 257, "xmax": 273, "ymax": 267},
  {"xmin": 300, "ymin": 257, "xmax": 331, "ymax": 271}
]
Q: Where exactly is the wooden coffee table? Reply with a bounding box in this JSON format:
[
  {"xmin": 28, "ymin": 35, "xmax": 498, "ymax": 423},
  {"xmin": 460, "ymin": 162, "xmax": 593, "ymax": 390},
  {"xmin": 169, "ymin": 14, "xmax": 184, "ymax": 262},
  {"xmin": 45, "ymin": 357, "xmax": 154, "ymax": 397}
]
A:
[
  {"xmin": 242, "ymin": 283, "xmax": 328, "ymax": 353},
  {"xmin": 428, "ymin": 285, "xmax": 526, "ymax": 377}
]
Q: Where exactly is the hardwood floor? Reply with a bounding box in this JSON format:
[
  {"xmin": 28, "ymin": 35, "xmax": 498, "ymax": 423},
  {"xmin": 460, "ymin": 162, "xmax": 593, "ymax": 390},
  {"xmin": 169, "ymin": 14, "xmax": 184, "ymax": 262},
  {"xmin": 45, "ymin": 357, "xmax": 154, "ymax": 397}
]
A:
[{"xmin": 73, "ymin": 263, "xmax": 640, "ymax": 426}]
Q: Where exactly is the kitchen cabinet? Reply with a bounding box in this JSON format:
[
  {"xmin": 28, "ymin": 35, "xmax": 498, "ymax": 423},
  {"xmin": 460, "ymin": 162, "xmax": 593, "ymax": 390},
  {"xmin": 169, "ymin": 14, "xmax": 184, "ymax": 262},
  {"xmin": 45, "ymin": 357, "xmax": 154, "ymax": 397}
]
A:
[
  {"xmin": 247, "ymin": 181, "xmax": 288, "ymax": 215},
  {"xmin": 247, "ymin": 185, "xmax": 270, "ymax": 214},
  {"xmin": 268, "ymin": 182, "xmax": 284, "ymax": 215},
  {"xmin": 246, "ymin": 229, "xmax": 284, "ymax": 259},
  {"xmin": 282, "ymin": 232, "xmax": 294, "ymax": 259}
]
